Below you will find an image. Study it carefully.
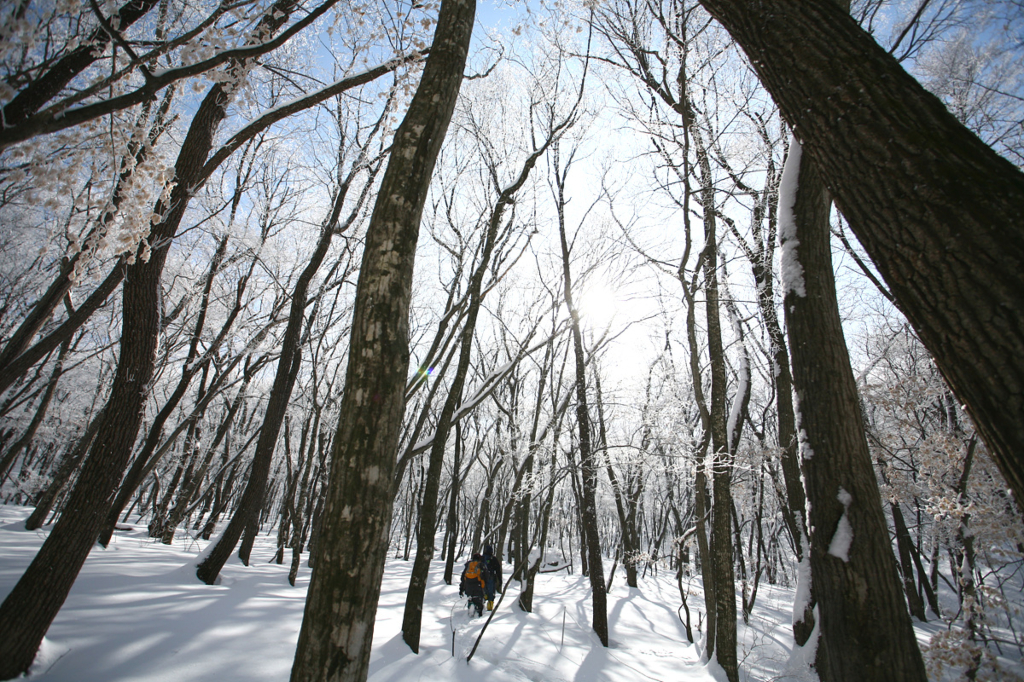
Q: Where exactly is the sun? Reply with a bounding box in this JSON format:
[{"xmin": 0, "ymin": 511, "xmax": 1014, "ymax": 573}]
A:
[{"xmin": 576, "ymin": 281, "xmax": 624, "ymax": 332}]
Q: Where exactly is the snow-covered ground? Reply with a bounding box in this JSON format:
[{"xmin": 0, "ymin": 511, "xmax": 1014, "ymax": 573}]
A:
[{"xmin": 0, "ymin": 505, "xmax": 945, "ymax": 680}]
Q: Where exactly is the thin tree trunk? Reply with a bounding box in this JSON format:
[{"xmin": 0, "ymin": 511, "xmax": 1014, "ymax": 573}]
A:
[
  {"xmin": 442, "ymin": 421, "xmax": 463, "ymax": 586},
  {"xmin": 554, "ymin": 142, "xmax": 608, "ymax": 648},
  {"xmin": 891, "ymin": 501, "xmax": 927, "ymax": 621},
  {"xmin": 692, "ymin": 124, "xmax": 738, "ymax": 682},
  {"xmin": 596, "ymin": 370, "xmax": 638, "ymax": 588}
]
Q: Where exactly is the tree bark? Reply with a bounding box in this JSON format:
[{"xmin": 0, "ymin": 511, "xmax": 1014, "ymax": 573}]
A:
[
  {"xmin": 698, "ymin": 0, "xmax": 1024, "ymax": 513},
  {"xmin": 688, "ymin": 123, "xmax": 738, "ymax": 681},
  {"xmin": 554, "ymin": 143, "xmax": 609, "ymax": 648},
  {"xmin": 442, "ymin": 421, "xmax": 463, "ymax": 586},
  {"xmin": 288, "ymin": 1, "xmax": 475, "ymax": 678},
  {"xmin": 779, "ymin": 138, "xmax": 927, "ymax": 681},
  {"xmin": 891, "ymin": 501, "xmax": 927, "ymax": 620}
]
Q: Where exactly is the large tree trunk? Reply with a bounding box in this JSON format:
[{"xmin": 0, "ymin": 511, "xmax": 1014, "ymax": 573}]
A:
[
  {"xmin": 697, "ymin": 0, "xmax": 1024, "ymax": 512},
  {"xmin": 779, "ymin": 138, "xmax": 927, "ymax": 681},
  {"xmin": 288, "ymin": 1, "xmax": 475, "ymax": 679},
  {"xmin": 0, "ymin": 223, "xmax": 166, "ymax": 679}
]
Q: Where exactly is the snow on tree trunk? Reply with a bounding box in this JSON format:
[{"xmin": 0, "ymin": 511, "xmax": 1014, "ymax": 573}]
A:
[{"xmin": 779, "ymin": 134, "xmax": 928, "ymax": 680}]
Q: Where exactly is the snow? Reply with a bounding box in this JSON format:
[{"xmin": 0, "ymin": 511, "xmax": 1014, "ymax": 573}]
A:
[
  {"xmin": 726, "ymin": 314, "xmax": 749, "ymax": 455},
  {"xmin": 827, "ymin": 487, "xmax": 853, "ymax": 563},
  {"xmin": 798, "ymin": 428, "xmax": 814, "ymax": 461},
  {"xmin": 778, "ymin": 137, "xmax": 805, "ymax": 299},
  {"xmin": 1, "ymin": 505, "xmax": 725, "ymax": 682},
  {"xmin": 783, "ymin": 605, "xmax": 820, "ymax": 682},
  {"xmin": 4, "ymin": 504, "xmax": 1004, "ymax": 681}
]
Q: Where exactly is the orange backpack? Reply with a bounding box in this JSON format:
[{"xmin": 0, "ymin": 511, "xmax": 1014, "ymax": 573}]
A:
[{"xmin": 464, "ymin": 560, "xmax": 485, "ymax": 589}]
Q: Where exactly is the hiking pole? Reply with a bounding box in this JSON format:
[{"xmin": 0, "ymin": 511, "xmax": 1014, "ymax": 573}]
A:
[
  {"xmin": 561, "ymin": 606, "xmax": 566, "ymax": 651},
  {"xmin": 449, "ymin": 602, "xmax": 457, "ymax": 657}
]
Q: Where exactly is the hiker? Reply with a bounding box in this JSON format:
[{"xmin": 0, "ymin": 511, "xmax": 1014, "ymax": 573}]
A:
[
  {"xmin": 459, "ymin": 552, "xmax": 487, "ymax": 617},
  {"xmin": 482, "ymin": 544, "xmax": 502, "ymax": 611}
]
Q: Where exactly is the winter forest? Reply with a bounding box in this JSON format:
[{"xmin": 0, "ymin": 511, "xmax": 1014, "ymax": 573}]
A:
[{"xmin": 1, "ymin": 0, "xmax": 1023, "ymax": 680}]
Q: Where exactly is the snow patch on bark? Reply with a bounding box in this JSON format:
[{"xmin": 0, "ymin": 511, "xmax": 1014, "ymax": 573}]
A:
[
  {"xmin": 828, "ymin": 487, "xmax": 854, "ymax": 562},
  {"xmin": 779, "ymin": 137, "xmax": 805, "ymax": 298},
  {"xmin": 792, "ymin": 517, "xmax": 812, "ymax": 624},
  {"xmin": 785, "ymin": 604, "xmax": 822, "ymax": 681},
  {"xmin": 798, "ymin": 428, "xmax": 814, "ymax": 460},
  {"xmin": 726, "ymin": 308, "xmax": 749, "ymax": 454}
]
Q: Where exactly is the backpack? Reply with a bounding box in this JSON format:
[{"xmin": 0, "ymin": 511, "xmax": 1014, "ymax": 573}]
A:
[{"xmin": 464, "ymin": 560, "xmax": 486, "ymax": 590}]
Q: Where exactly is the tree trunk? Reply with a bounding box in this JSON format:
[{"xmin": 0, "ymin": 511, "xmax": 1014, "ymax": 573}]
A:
[
  {"xmin": 596, "ymin": 370, "xmax": 638, "ymax": 588},
  {"xmin": 891, "ymin": 502, "xmax": 927, "ymax": 621},
  {"xmin": 691, "ymin": 124, "xmax": 738, "ymax": 682},
  {"xmin": 698, "ymin": 0, "xmax": 1024, "ymax": 513},
  {"xmin": 554, "ymin": 142, "xmax": 608, "ymax": 648},
  {"xmin": 161, "ymin": 373, "xmax": 250, "ymax": 544},
  {"xmin": 288, "ymin": 0, "xmax": 474, "ymax": 678},
  {"xmin": 442, "ymin": 421, "xmax": 463, "ymax": 586},
  {"xmin": 778, "ymin": 138, "xmax": 927, "ymax": 682}
]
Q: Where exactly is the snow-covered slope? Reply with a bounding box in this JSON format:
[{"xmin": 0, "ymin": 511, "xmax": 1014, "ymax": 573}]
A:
[{"xmin": 0, "ymin": 505, "xmax": 822, "ymax": 681}]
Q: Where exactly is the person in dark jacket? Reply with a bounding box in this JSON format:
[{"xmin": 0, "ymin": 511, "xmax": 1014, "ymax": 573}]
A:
[
  {"xmin": 482, "ymin": 544, "xmax": 502, "ymax": 611},
  {"xmin": 459, "ymin": 552, "xmax": 486, "ymax": 616}
]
